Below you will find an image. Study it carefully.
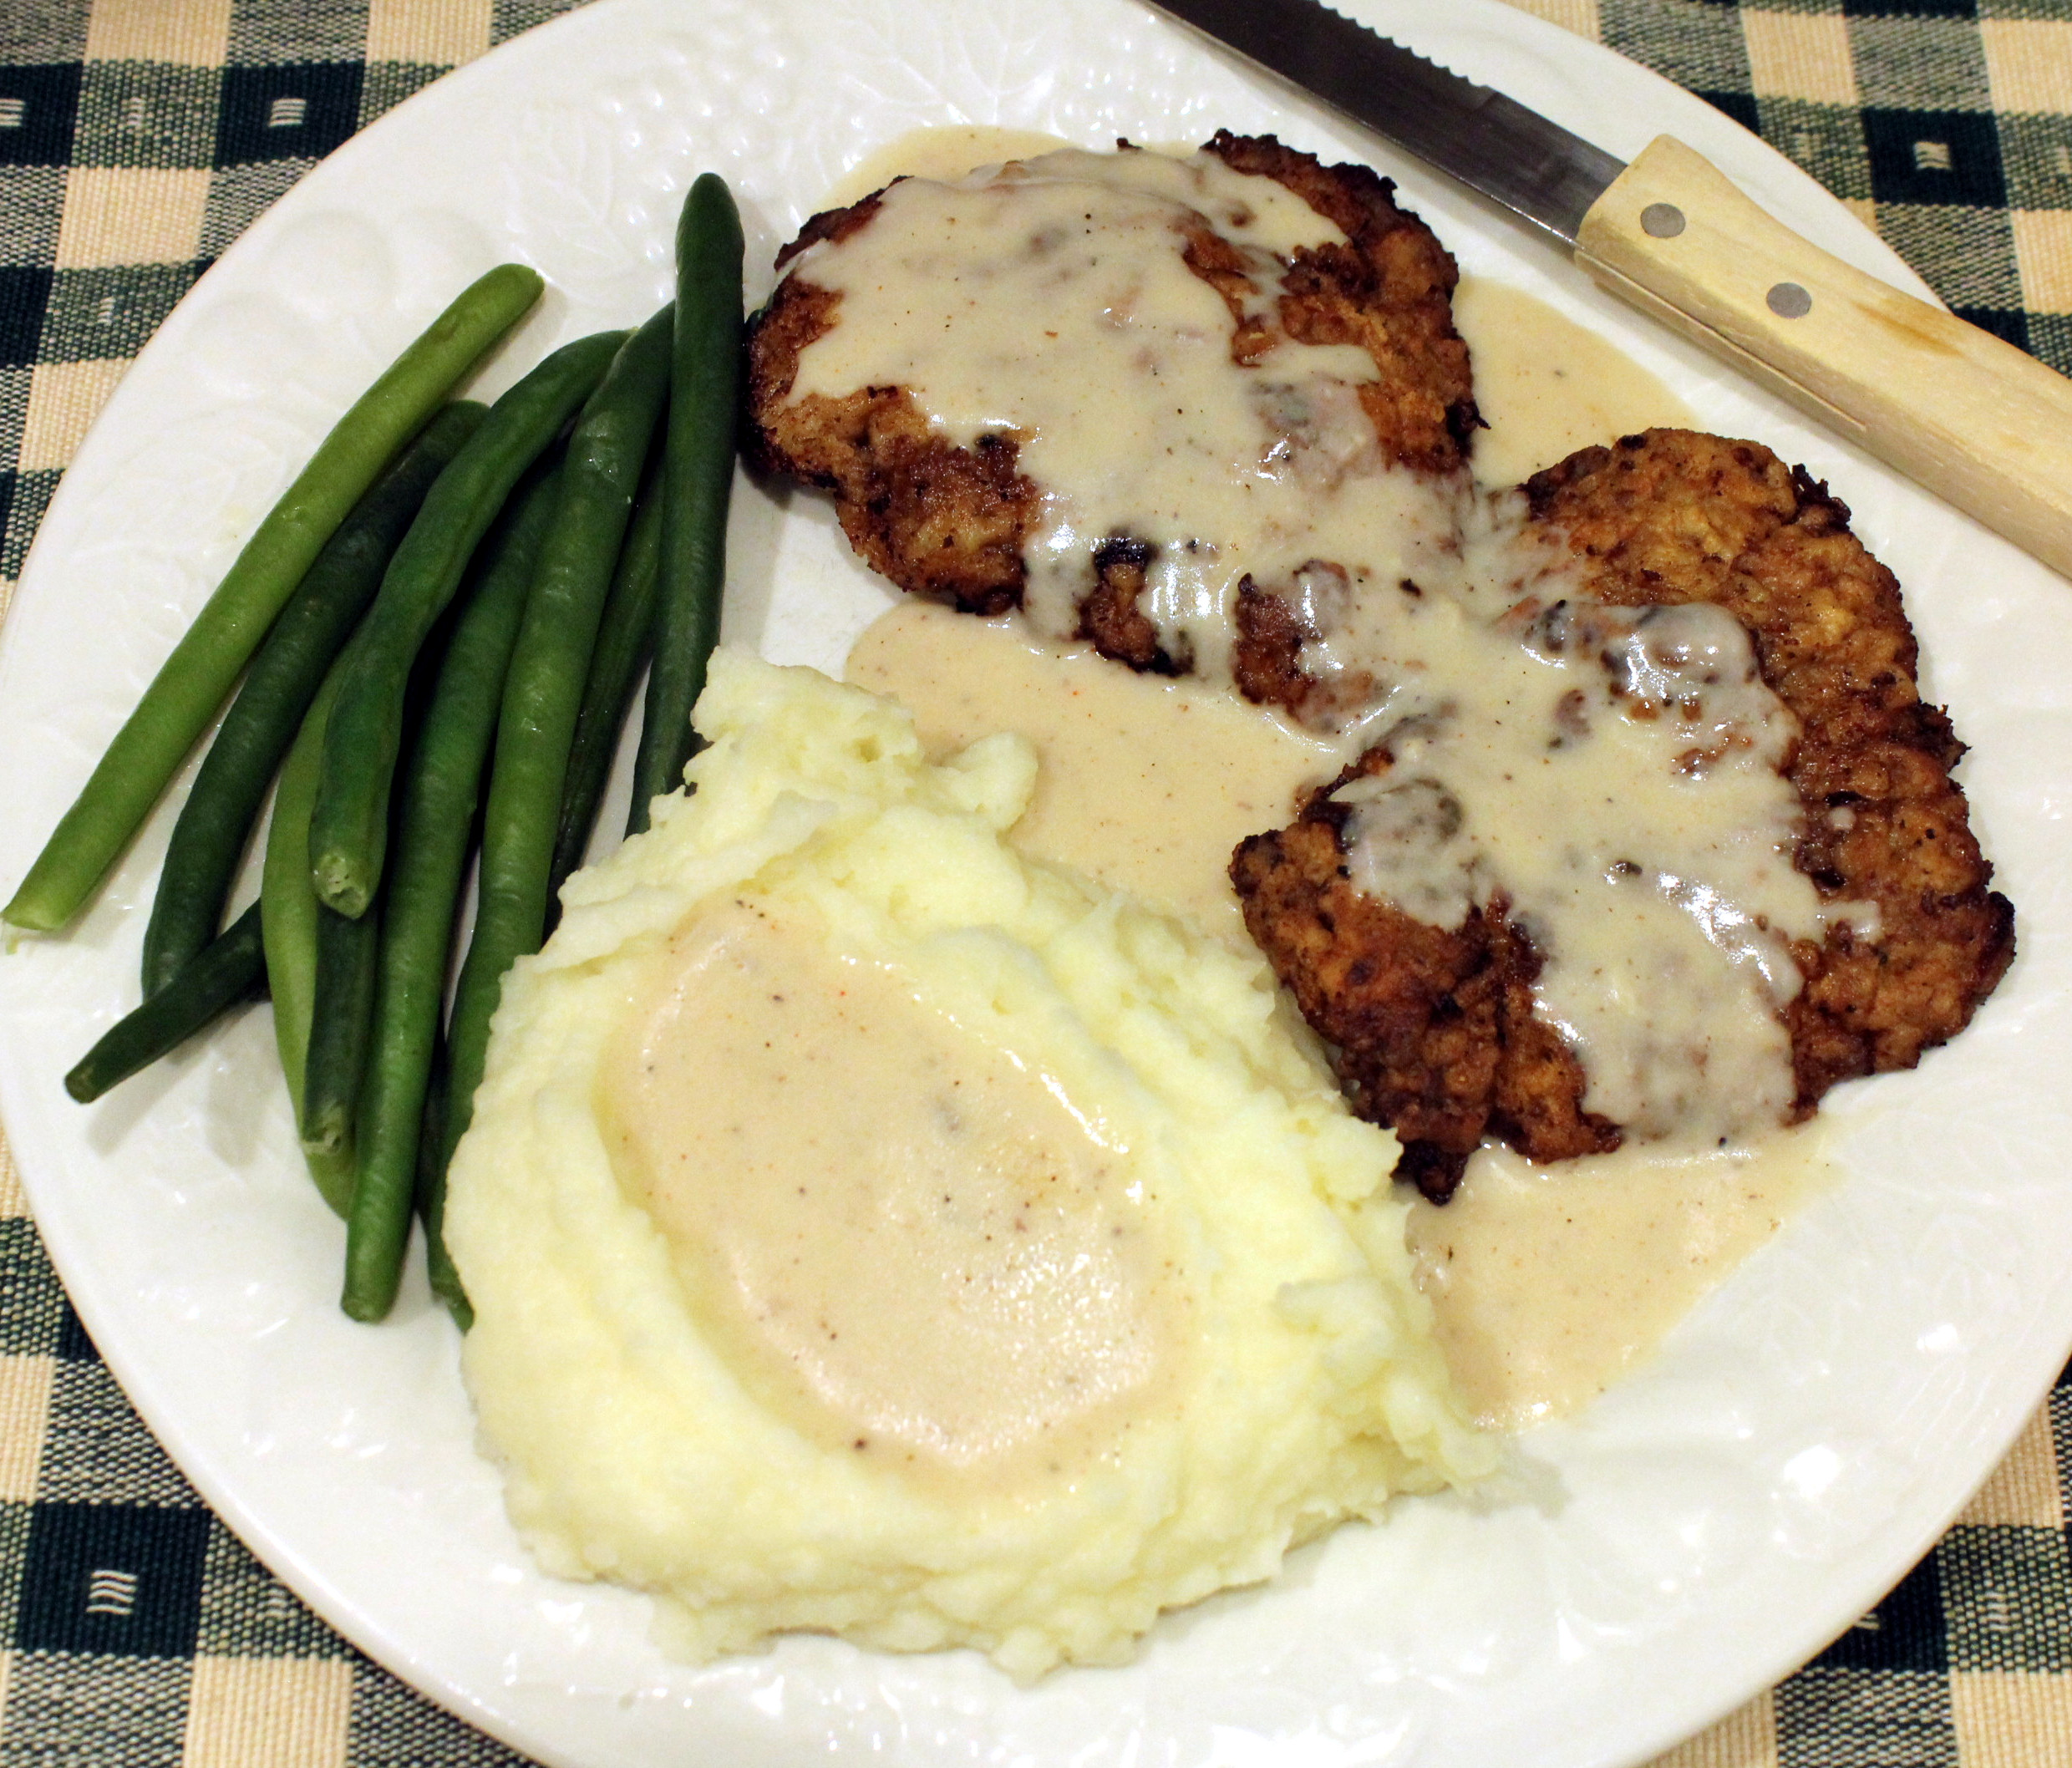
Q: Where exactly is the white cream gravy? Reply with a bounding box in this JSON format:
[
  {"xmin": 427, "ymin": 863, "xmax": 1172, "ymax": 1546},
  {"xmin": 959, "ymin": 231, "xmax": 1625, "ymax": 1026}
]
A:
[
  {"xmin": 822, "ymin": 125, "xmax": 1079, "ymax": 209},
  {"xmin": 850, "ymin": 602, "xmax": 1333, "ymax": 947},
  {"xmin": 790, "ymin": 145, "xmax": 1384, "ymax": 683},
  {"xmin": 848, "ymin": 599, "xmax": 1841, "ymax": 1428},
  {"xmin": 1455, "ymin": 276, "xmax": 1696, "ymax": 487},
  {"xmin": 602, "ymin": 897, "xmax": 1182, "ymax": 1487},
  {"xmin": 785, "ymin": 145, "xmax": 1863, "ymax": 1146},
  {"xmin": 1404, "ymin": 1128, "xmax": 1834, "ymax": 1429},
  {"xmin": 708, "ymin": 135, "xmax": 1831, "ymax": 1434},
  {"xmin": 1328, "ymin": 594, "xmax": 1846, "ymax": 1141}
]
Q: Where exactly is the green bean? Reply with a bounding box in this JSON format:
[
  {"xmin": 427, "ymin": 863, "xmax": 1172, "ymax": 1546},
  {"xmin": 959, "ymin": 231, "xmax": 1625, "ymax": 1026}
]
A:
[
  {"xmin": 6, "ymin": 265, "xmax": 542, "ymax": 934},
  {"xmin": 66, "ymin": 903, "xmax": 268, "ymax": 1105},
  {"xmin": 343, "ymin": 459, "xmax": 562, "ymax": 1324},
  {"xmin": 415, "ymin": 1052, "xmax": 470, "ymax": 1329},
  {"xmin": 301, "ymin": 897, "xmax": 378, "ymax": 1160},
  {"xmin": 629, "ymin": 175, "xmax": 743, "ymax": 833},
  {"xmin": 140, "ymin": 402, "xmax": 486, "ymax": 997},
  {"xmin": 432, "ymin": 311, "xmax": 675, "ymax": 1303},
  {"xmin": 546, "ymin": 451, "xmax": 665, "ymax": 916},
  {"xmin": 309, "ymin": 328, "xmax": 627, "ymax": 920},
  {"xmin": 260, "ymin": 666, "xmax": 355, "ymax": 1217}
]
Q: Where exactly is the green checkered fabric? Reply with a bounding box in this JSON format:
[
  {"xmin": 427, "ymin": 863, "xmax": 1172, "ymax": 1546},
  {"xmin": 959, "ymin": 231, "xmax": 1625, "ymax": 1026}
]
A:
[
  {"xmin": 3, "ymin": 2, "xmax": 2071, "ymax": 1765},
  {"xmin": 1587, "ymin": 0, "xmax": 2072, "ymax": 372}
]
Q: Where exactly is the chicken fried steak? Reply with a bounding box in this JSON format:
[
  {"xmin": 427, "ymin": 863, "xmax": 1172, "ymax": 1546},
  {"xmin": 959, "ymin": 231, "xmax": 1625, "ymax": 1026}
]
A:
[
  {"xmin": 746, "ymin": 135, "xmax": 2010, "ymax": 1203},
  {"xmin": 744, "ymin": 131, "xmax": 1478, "ymax": 668},
  {"xmin": 1233, "ymin": 430, "xmax": 2014, "ymax": 1200}
]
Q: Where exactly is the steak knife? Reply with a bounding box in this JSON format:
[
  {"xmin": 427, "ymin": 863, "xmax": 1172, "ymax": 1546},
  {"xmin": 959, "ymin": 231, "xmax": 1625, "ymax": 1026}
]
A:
[{"xmin": 1145, "ymin": 0, "xmax": 2072, "ymax": 579}]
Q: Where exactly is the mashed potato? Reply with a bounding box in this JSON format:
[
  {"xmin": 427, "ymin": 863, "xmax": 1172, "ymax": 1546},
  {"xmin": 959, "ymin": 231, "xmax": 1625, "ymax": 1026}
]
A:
[{"xmin": 446, "ymin": 652, "xmax": 1489, "ymax": 1680}]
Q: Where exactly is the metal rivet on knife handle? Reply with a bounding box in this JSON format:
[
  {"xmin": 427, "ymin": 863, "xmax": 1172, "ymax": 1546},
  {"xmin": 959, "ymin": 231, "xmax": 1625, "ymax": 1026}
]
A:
[
  {"xmin": 1577, "ymin": 135, "xmax": 2072, "ymax": 578},
  {"xmin": 1641, "ymin": 203, "xmax": 1685, "ymax": 239}
]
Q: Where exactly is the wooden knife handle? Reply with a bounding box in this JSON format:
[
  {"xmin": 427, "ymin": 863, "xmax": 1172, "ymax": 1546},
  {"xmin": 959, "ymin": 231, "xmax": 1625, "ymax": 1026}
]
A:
[{"xmin": 1575, "ymin": 134, "xmax": 2072, "ymax": 579}]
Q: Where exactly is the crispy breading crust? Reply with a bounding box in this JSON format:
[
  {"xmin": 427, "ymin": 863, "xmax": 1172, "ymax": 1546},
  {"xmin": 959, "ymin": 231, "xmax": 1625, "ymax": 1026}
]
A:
[
  {"xmin": 1203, "ymin": 133, "xmax": 1479, "ymax": 472},
  {"xmin": 1230, "ymin": 785, "xmax": 1618, "ymax": 1204},
  {"xmin": 742, "ymin": 132, "xmax": 1478, "ymax": 655},
  {"xmin": 1529, "ymin": 431, "xmax": 2014, "ymax": 1102},
  {"xmin": 1233, "ymin": 430, "xmax": 2014, "ymax": 1199},
  {"xmin": 743, "ymin": 268, "xmax": 1035, "ymax": 617}
]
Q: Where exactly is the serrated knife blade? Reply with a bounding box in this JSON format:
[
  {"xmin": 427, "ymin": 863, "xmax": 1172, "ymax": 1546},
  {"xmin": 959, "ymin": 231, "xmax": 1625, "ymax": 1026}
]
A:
[
  {"xmin": 1147, "ymin": 0, "xmax": 1622, "ymax": 246},
  {"xmin": 1144, "ymin": 0, "xmax": 2072, "ymax": 581}
]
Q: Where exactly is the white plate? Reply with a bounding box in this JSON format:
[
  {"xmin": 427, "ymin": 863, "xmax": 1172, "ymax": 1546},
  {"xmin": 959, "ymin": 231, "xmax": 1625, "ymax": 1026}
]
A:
[{"xmin": 3, "ymin": 2, "xmax": 2069, "ymax": 1764}]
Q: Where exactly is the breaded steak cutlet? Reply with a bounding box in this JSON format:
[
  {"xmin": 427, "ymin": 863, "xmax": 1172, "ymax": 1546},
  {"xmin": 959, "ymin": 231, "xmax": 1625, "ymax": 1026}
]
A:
[
  {"xmin": 744, "ymin": 130, "xmax": 1480, "ymax": 668},
  {"xmin": 1233, "ymin": 430, "xmax": 2014, "ymax": 1201}
]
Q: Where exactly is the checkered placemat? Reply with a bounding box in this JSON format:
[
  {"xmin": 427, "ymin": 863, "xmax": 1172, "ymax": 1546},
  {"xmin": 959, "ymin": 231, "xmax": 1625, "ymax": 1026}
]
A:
[{"xmin": 2, "ymin": 1, "xmax": 2069, "ymax": 1763}]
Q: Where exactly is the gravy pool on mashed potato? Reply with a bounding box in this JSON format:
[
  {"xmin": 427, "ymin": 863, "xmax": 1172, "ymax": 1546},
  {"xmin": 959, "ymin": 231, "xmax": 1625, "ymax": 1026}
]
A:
[{"xmin": 444, "ymin": 653, "xmax": 1490, "ymax": 1680}]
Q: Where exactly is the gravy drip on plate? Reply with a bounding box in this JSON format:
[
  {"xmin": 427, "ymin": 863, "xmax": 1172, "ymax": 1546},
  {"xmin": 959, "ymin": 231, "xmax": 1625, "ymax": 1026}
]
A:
[
  {"xmin": 601, "ymin": 898, "xmax": 1183, "ymax": 1488},
  {"xmin": 820, "ymin": 124, "xmax": 1079, "ymax": 209},
  {"xmin": 1454, "ymin": 276, "xmax": 1696, "ymax": 486},
  {"xmin": 849, "ymin": 602, "xmax": 1337, "ymax": 948},
  {"xmin": 1404, "ymin": 1129, "xmax": 1834, "ymax": 1429},
  {"xmin": 791, "ymin": 148, "xmax": 1864, "ymax": 1150}
]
